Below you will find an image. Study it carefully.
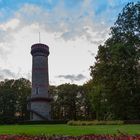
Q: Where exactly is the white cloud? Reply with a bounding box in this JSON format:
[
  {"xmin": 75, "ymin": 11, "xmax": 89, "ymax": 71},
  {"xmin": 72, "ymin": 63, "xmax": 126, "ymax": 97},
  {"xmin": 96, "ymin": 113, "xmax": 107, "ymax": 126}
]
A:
[
  {"xmin": 0, "ymin": 68, "xmax": 15, "ymax": 80},
  {"xmin": 12, "ymin": 3, "xmax": 110, "ymax": 41},
  {"xmin": 0, "ymin": 3, "xmax": 111, "ymax": 85},
  {"xmin": 0, "ymin": 18, "xmax": 20, "ymax": 31}
]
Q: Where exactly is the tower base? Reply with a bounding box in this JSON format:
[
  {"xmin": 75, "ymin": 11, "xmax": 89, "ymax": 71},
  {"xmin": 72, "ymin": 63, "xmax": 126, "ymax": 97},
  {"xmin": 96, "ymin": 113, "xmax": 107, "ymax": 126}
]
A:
[{"xmin": 27, "ymin": 96, "xmax": 52, "ymax": 121}]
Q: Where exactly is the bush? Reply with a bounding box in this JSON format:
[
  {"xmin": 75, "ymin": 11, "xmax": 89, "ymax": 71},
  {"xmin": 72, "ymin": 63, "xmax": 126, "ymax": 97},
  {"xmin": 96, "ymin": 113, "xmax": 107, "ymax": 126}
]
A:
[
  {"xmin": 18, "ymin": 120, "xmax": 67, "ymax": 125},
  {"xmin": 0, "ymin": 116, "xmax": 17, "ymax": 124},
  {"xmin": 124, "ymin": 120, "xmax": 140, "ymax": 124},
  {"xmin": 67, "ymin": 120, "xmax": 124, "ymax": 125}
]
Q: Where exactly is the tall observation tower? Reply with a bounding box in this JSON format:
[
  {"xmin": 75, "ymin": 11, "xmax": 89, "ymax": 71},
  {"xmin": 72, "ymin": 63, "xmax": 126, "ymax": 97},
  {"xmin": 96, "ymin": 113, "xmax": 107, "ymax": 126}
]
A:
[{"xmin": 27, "ymin": 43, "xmax": 52, "ymax": 121}]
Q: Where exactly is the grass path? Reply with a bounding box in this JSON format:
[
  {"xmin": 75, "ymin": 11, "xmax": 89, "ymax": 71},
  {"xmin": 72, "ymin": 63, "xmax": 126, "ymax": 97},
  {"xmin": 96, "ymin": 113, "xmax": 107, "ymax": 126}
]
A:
[{"xmin": 0, "ymin": 124, "xmax": 139, "ymax": 136}]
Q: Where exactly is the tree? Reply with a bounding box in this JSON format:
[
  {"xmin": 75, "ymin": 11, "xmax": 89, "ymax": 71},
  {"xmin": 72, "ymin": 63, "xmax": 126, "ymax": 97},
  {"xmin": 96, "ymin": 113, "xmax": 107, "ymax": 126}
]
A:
[
  {"xmin": 90, "ymin": 2, "xmax": 140, "ymax": 120},
  {"xmin": 12, "ymin": 78, "xmax": 31, "ymax": 120},
  {"xmin": 51, "ymin": 84, "xmax": 80, "ymax": 120},
  {"xmin": 0, "ymin": 88, "xmax": 16, "ymax": 120},
  {"xmin": 81, "ymin": 81, "xmax": 96, "ymax": 120},
  {"xmin": 111, "ymin": 2, "xmax": 140, "ymax": 47},
  {"xmin": 49, "ymin": 85, "xmax": 58, "ymax": 119},
  {"xmin": 0, "ymin": 78, "xmax": 31, "ymax": 123}
]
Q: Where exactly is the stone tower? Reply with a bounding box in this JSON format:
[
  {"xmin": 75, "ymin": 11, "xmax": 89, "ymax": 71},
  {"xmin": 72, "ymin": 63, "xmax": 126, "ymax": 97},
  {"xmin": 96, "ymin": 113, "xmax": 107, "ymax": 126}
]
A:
[{"xmin": 28, "ymin": 43, "xmax": 51, "ymax": 121}]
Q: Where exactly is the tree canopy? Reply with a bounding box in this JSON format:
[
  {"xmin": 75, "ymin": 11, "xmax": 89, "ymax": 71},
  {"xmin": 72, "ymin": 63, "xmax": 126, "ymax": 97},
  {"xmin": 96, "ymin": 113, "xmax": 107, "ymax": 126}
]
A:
[{"xmin": 90, "ymin": 2, "xmax": 140, "ymax": 120}]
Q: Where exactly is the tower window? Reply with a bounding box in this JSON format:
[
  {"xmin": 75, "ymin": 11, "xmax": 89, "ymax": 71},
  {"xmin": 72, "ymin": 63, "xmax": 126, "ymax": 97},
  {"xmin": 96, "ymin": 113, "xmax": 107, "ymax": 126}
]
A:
[
  {"xmin": 36, "ymin": 87, "xmax": 39, "ymax": 95},
  {"xmin": 31, "ymin": 112, "xmax": 33, "ymax": 120}
]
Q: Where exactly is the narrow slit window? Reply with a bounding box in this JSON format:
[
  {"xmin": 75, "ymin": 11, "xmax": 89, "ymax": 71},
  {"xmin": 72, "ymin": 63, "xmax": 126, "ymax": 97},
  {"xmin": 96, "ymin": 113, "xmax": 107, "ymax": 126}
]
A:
[{"xmin": 36, "ymin": 87, "xmax": 39, "ymax": 95}]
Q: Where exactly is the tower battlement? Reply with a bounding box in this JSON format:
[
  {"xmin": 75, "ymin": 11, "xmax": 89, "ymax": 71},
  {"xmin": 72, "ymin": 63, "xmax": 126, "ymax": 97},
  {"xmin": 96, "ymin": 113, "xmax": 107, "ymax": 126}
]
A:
[{"xmin": 31, "ymin": 43, "xmax": 49, "ymax": 56}]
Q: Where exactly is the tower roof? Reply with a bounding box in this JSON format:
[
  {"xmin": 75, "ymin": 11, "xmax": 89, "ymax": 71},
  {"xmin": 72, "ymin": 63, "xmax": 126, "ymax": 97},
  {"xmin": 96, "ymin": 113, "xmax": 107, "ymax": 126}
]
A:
[{"xmin": 31, "ymin": 43, "xmax": 49, "ymax": 56}]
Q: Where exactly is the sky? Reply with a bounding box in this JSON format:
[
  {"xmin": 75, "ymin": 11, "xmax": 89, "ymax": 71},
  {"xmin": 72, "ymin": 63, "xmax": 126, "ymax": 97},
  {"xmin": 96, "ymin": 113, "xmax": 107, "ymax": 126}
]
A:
[{"xmin": 0, "ymin": 0, "xmax": 138, "ymax": 85}]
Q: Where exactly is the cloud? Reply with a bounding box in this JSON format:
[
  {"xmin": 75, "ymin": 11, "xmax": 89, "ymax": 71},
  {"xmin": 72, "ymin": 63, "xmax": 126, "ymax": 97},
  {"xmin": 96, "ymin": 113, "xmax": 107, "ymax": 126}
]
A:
[
  {"xmin": 0, "ymin": 68, "xmax": 15, "ymax": 80},
  {"xmin": 88, "ymin": 50, "xmax": 95, "ymax": 56},
  {"xmin": 0, "ymin": 18, "xmax": 20, "ymax": 58},
  {"xmin": 56, "ymin": 74, "xmax": 86, "ymax": 82},
  {"xmin": 0, "ymin": 0, "xmax": 131, "ymax": 84},
  {"xmin": 0, "ymin": 2, "xmax": 111, "ymax": 59},
  {"xmin": 0, "ymin": 18, "xmax": 20, "ymax": 31},
  {"xmin": 14, "ymin": 3, "xmax": 110, "ymax": 41}
]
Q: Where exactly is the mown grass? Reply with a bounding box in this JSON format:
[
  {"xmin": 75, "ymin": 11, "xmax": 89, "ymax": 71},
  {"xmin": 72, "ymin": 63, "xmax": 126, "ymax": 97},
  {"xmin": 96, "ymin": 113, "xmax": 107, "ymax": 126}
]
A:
[{"xmin": 0, "ymin": 124, "xmax": 139, "ymax": 136}]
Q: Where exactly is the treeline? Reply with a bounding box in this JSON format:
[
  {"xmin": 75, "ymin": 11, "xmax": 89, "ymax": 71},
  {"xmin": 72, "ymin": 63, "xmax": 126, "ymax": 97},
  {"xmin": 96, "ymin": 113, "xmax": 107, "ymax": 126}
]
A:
[
  {"xmin": 50, "ymin": 84, "xmax": 94, "ymax": 120},
  {"xmin": 0, "ymin": 78, "xmax": 31, "ymax": 123},
  {"xmin": 0, "ymin": 79, "xmax": 94, "ymax": 122},
  {"xmin": 0, "ymin": 2, "xmax": 140, "ymax": 123}
]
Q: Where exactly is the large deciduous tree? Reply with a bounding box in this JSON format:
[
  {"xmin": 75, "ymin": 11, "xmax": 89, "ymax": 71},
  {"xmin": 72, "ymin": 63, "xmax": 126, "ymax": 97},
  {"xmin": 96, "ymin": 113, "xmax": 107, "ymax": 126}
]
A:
[
  {"xmin": 53, "ymin": 84, "xmax": 79, "ymax": 120},
  {"xmin": 90, "ymin": 2, "xmax": 140, "ymax": 120}
]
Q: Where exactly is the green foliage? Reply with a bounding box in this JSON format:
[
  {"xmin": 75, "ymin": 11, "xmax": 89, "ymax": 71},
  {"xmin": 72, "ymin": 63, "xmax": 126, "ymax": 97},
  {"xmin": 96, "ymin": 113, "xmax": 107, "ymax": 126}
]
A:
[
  {"xmin": 51, "ymin": 84, "xmax": 80, "ymax": 120},
  {"xmin": 67, "ymin": 120, "xmax": 124, "ymax": 126},
  {"xmin": 19, "ymin": 120, "xmax": 67, "ymax": 125},
  {"xmin": 50, "ymin": 83, "xmax": 95, "ymax": 121},
  {"xmin": 0, "ymin": 78, "xmax": 31, "ymax": 123},
  {"xmin": 0, "ymin": 88, "xmax": 16, "ymax": 117},
  {"xmin": 90, "ymin": 2, "xmax": 140, "ymax": 120},
  {"xmin": 111, "ymin": 2, "xmax": 140, "ymax": 46}
]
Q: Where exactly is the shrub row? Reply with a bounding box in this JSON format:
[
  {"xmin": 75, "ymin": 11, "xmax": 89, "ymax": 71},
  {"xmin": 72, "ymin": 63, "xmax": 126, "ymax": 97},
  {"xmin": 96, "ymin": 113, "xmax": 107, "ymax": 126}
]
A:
[
  {"xmin": 0, "ymin": 116, "xmax": 67, "ymax": 125},
  {"xmin": 18, "ymin": 120, "xmax": 67, "ymax": 125},
  {"xmin": 67, "ymin": 120, "xmax": 124, "ymax": 125},
  {"xmin": 0, "ymin": 116, "xmax": 18, "ymax": 124},
  {"xmin": 124, "ymin": 120, "xmax": 140, "ymax": 124}
]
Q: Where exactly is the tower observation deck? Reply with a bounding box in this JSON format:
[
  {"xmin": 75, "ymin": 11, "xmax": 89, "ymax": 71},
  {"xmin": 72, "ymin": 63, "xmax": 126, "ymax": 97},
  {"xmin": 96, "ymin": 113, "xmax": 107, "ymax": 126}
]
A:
[{"xmin": 27, "ymin": 43, "xmax": 52, "ymax": 121}]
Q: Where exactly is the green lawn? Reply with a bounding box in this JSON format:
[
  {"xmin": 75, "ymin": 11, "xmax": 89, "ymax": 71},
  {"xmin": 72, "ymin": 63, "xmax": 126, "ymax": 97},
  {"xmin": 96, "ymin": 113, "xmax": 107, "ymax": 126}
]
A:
[{"xmin": 0, "ymin": 124, "xmax": 139, "ymax": 136}]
